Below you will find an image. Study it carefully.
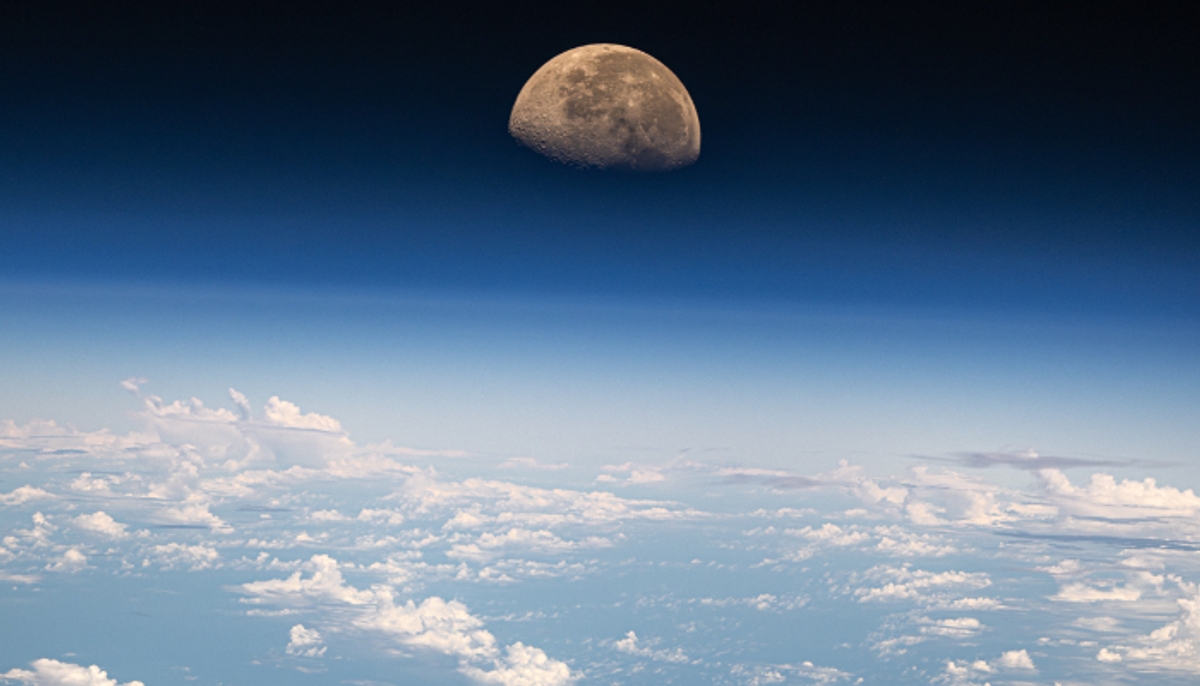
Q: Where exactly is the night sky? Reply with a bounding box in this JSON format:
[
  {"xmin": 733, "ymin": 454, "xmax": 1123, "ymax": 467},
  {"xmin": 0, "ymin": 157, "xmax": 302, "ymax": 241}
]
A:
[{"xmin": 3, "ymin": 2, "xmax": 1197, "ymax": 315}]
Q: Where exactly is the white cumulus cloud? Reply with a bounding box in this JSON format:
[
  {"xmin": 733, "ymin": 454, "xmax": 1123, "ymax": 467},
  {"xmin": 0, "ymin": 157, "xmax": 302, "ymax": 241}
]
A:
[
  {"xmin": 286, "ymin": 623, "xmax": 326, "ymax": 657},
  {"xmin": 147, "ymin": 542, "xmax": 220, "ymax": 571},
  {"xmin": 996, "ymin": 649, "xmax": 1036, "ymax": 670},
  {"xmin": 262, "ymin": 396, "xmax": 343, "ymax": 432},
  {"xmin": 73, "ymin": 511, "xmax": 129, "ymax": 539},
  {"xmin": 1052, "ymin": 582, "xmax": 1141, "ymax": 603},
  {"xmin": 44, "ymin": 548, "xmax": 87, "ymax": 573},
  {"xmin": 156, "ymin": 503, "xmax": 230, "ymax": 531},
  {"xmin": 1038, "ymin": 469, "xmax": 1200, "ymax": 518},
  {"xmin": 461, "ymin": 642, "xmax": 574, "ymax": 686},
  {"xmin": 1, "ymin": 659, "xmax": 144, "ymax": 686},
  {"xmin": 239, "ymin": 554, "xmax": 572, "ymax": 685},
  {"xmin": 0, "ymin": 486, "xmax": 55, "ymax": 506}
]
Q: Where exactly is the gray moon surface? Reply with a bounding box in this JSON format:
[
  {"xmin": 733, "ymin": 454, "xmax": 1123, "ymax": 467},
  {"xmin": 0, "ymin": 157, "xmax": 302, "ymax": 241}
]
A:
[{"xmin": 509, "ymin": 44, "xmax": 700, "ymax": 171}]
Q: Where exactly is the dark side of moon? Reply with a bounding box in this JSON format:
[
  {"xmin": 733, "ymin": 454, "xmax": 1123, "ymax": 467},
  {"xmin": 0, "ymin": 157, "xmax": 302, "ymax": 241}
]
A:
[{"xmin": 509, "ymin": 44, "xmax": 701, "ymax": 172}]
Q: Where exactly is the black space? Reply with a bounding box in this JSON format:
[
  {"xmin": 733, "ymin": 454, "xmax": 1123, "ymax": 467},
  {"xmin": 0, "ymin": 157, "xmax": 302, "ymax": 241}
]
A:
[
  {"xmin": 6, "ymin": 2, "xmax": 1197, "ymax": 141},
  {"xmin": 1, "ymin": 2, "xmax": 1198, "ymax": 301}
]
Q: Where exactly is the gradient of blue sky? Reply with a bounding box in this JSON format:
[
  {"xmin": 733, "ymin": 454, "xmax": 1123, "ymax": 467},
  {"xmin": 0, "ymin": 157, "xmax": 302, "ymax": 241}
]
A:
[{"xmin": 1, "ymin": 283, "xmax": 1198, "ymax": 476}]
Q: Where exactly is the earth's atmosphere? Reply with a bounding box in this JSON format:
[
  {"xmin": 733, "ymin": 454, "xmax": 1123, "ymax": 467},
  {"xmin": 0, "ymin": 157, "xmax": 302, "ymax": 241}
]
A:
[{"xmin": 2, "ymin": 3, "xmax": 1199, "ymax": 685}]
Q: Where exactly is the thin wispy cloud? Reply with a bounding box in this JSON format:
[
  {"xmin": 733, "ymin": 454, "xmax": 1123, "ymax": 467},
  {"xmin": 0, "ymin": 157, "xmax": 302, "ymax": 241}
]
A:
[{"xmin": 921, "ymin": 450, "xmax": 1173, "ymax": 471}]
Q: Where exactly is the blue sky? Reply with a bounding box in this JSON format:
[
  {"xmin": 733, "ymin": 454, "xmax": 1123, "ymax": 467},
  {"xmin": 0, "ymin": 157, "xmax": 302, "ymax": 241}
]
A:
[{"xmin": 3, "ymin": 279, "xmax": 1198, "ymax": 475}]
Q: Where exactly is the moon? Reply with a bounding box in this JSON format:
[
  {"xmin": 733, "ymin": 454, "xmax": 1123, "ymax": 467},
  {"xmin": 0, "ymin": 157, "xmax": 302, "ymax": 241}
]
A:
[{"xmin": 509, "ymin": 44, "xmax": 700, "ymax": 171}]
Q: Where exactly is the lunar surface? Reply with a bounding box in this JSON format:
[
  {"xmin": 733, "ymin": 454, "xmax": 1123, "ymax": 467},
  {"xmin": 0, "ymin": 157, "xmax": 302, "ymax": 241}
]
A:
[{"xmin": 509, "ymin": 44, "xmax": 700, "ymax": 171}]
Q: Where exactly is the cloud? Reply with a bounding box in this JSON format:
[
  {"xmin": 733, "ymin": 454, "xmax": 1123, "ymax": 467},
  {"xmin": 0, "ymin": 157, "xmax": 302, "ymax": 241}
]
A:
[
  {"xmin": 144, "ymin": 394, "xmax": 240, "ymax": 423},
  {"xmin": 0, "ymin": 387, "xmax": 690, "ymax": 596},
  {"xmin": 358, "ymin": 596, "xmax": 499, "ymax": 661},
  {"xmin": 698, "ymin": 593, "xmax": 808, "ymax": 612},
  {"xmin": 999, "ymin": 529, "xmax": 1200, "ymax": 552},
  {"xmin": 614, "ymin": 631, "xmax": 689, "ymax": 663},
  {"xmin": 364, "ymin": 440, "xmax": 469, "ymax": 459},
  {"xmin": 937, "ymin": 649, "xmax": 1036, "ymax": 685},
  {"xmin": 240, "ymin": 554, "xmax": 572, "ymax": 685},
  {"xmin": 874, "ymin": 533, "xmax": 958, "ymax": 557},
  {"xmin": 1096, "ymin": 580, "xmax": 1200, "ymax": 673},
  {"xmin": 309, "ymin": 509, "xmax": 349, "ymax": 522},
  {"xmin": 779, "ymin": 523, "xmax": 958, "ymax": 559},
  {"xmin": 1097, "ymin": 647, "xmax": 1123, "ymax": 663},
  {"xmin": 996, "ymin": 649, "xmax": 1036, "ymax": 670},
  {"xmin": 0, "ymin": 419, "xmax": 161, "ymax": 465},
  {"xmin": 1038, "ymin": 469, "xmax": 1200, "ymax": 519},
  {"xmin": 902, "ymin": 466, "xmax": 1047, "ymax": 527},
  {"xmin": 156, "ymin": 503, "xmax": 230, "ymax": 531},
  {"xmin": 396, "ymin": 473, "xmax": 697, "ymax": 528},
  {"xmin": 73, "ymin": 511, "xmax": 129, "ymax": 539},
  {"xmin": 809, "ymin": 461, "xmax": 1200, "ymax": 539},
  {"xmin": 0, "ymin": 571, "xmax": 41, "ymax": 584},
  {"xmin": 68, "ymin": 473, "xmax": 118, "ymax": 496},
  {"xmin": 728, "ymin": 661, "xmax": 854, "ymax": 685},
  {"xmin": 286, "ymin": 623, "xmax": 326, "ymax": 657},
  {"xmin": 853, "ymin": 565, "xmax": 992, "ymax": 603},
  {"xmin": 7, "ymin": 512, "xmax": 57, "ymax": 550},
  {"xmin": 240, "ymin": 554, "xmax": 380, "ymax": 607},
  {"xmin": 904, "ymin": 501, "xmax": 944, "ymax": 526},
  {"xmin": 1052, "ymin": 582, "xmax": 1142, "ymax": 603},
  {"xmin": 715, "ymin": 467, "xmax": 823, "ymax": 492},
  {"xmin": 499, "ymin": 458, "xmax": 568, "ymax": 471},
  {"xmin": 447, "ymin": 528, "xmax": 611, "ymax": 562},
  {"xmin": 0, "ymin": 486, "xmax": 54, "ymax": 506},
  {"xmin": 261, "ymin": 397, "xmax": 343, "ymax": 432},
  {"xmin": 473, "ymin": 559, "xmax": 592, "ymax": 583},
  {"xmin": 13, "ymin": 382, "xmax": 1200, "ymax": 685},
  {"xmin": 0, "ymin": 419, "xmax": 108, "ymax": 458},
  {"xmin": 356, "ymin": 508, "xmax": 406, "ymax": 526},
  {"xmin": 938, "ymin": 449, "xmax": 1144, "ymax": 471},
  {"xmin": 874, "ymin": 617, "xmax": 987, "ymax": 655},
  {"xmin": 228, "ymin": 388, "xmax": 252, "ymax": 420},
  {"xmin": 1039, "ymin": 559, "xmax": 1083, "ymax": 576},
  {"xmin": 242, "ymin": 395, "xmax": 356, "ymax": 469},
  {"xmin": 459, "ymin": 642, "xmax": 574, "ymax": 686},
  {"xmin": 135, "ymin": 389, "xmax": 358, "ymax": 470},
  {"xmin": 600, "ymin": 462, "xmax": 667, "ymax": 485},
  {"xmin": 1072, "ymin": 616, "xmax": 1122, "ymax": 632},
  {"xmin": 918, "ymin": 617, "xmax": 984, "ymax": 639},
  {"xmin": 936, "ymin": 658, "xmax": 992, "ymax": 685},
  {"xmin": 135, "ymin": 394, "xmax": 258, "ymax": 468},
  {"xmin": 147, "ymin": 543, "xmax": 220, "ymax": 571},
  {"xmin": 934, "ymin": 597, "xmax": 1003, "ymax": 611},
  {"xmin": 823, "ymin": 461, "xmax": 908, "ymax": 508},
  {"xmin": 1, "ymin": 659, "xmax": 144, "ymax": 686},
  {"xmin": 792, "ymin": 523, "xmax": 872, "ymax": 547},
  {"xmin": 44, "ymin": 548, "xmax": 87, "ymax": 573}
]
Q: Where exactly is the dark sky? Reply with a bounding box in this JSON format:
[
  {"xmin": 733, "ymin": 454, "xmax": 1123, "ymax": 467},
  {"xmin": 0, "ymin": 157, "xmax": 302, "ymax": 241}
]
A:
[{"xmin": 2, "ymin": 1, "xmax": 1198, "ymax": 314}]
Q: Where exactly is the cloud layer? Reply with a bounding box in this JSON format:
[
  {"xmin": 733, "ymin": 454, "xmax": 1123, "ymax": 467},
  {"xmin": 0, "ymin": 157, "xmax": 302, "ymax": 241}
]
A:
[{"xmin": 4, "ymin": 383, "xmax": 1200, "ymax": 684}]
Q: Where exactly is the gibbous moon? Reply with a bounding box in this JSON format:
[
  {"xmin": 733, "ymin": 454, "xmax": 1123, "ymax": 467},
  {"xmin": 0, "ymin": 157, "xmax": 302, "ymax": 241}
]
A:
[{"xmin": 509, "ymin": 44, "xmax": 700, "ymax": 171}]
